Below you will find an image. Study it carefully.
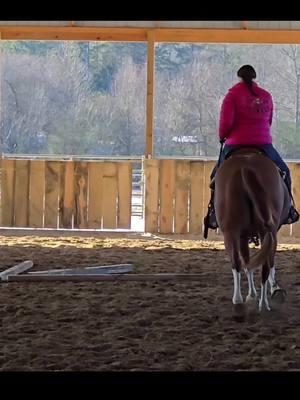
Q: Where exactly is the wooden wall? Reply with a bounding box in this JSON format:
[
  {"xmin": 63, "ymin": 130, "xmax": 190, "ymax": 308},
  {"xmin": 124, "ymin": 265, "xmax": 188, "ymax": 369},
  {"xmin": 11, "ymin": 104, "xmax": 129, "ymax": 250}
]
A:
[
  {"xmin": 1, "ymin": 157, "xmax": 300, "ymax": 238},
  {"xmin": 0, "ymin": 159, "xmax": 132, "ymax": 229},
  {"xmin": 144, "ymin": 159, "xmax": 300, "ymax": 238}
]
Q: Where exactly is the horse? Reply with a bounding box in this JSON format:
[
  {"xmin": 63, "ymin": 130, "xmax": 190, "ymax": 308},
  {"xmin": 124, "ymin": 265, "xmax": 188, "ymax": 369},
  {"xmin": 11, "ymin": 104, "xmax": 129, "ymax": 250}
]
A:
[{"xmin": 214, "ymin": 147, "xmax": 290, "ymax": 312}]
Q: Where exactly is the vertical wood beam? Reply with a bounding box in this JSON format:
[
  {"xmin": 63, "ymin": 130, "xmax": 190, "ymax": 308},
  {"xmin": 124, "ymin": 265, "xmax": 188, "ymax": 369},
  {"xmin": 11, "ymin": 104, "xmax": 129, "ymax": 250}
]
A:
[
  {"xmin": 145, "ymin": 30, "xmax": 155, "ymax": 158},
  {"xmin": 0, "ymin": 30, "xmax": 2, "ymax": 156}
]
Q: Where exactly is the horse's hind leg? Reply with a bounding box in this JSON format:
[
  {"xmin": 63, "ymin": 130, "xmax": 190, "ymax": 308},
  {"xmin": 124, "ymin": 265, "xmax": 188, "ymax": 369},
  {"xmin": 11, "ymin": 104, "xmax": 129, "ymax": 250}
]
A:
[
  {"xmin": 240, "ymin": 236, "xmax": 257, "ymax": 303},
  {"xmin": 259, "ymin": 233, "xmax": 279, "ymax": 311},
  {"xmin": 268, "ymin": 239, "xmax": 279, "ymax": 296},
  {"xmin": 224, "ymin": 233, "xmax": 243, "ymax": 304},
  {"xmin": 259, "ymin": 263, "xmax": 271, "ymax": 311},
  {"xmin": 268, "ymin": 266, "xmax": 287, "ymax": 304},
  {"xmin": 259, "ymin": 234, "xmax": 275, "ymax": 311},
  {"xmin": 268, "ymin": 265, "xmax": 277, "ymax": 292},
  {"xmin": 267, "ymin": 238, "xmax": 287, "ymax": 304}
]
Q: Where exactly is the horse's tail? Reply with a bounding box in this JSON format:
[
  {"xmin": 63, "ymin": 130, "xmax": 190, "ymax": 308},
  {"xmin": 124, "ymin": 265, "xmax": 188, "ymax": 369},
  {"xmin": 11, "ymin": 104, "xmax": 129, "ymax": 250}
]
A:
[
  {"xmin": 247, "ymin": 231, "xmax": 275, "ymax": 270},
  {"xmin": 241, "ymin": 167, "xmax": 276, "ymax": 270}
]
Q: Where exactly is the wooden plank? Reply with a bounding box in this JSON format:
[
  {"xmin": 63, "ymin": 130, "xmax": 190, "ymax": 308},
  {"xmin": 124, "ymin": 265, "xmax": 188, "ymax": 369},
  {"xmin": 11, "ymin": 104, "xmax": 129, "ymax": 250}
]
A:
[
  {"xmin": 0, "ymin": 260, "xmax": 33, "ymax": 282},
  {"xmin": 190, "ymin": 161, "xmax": 205, "ymax": 234},
  {"xmin": 44, "ymin": 161, "xmax": 60, "ymax": 228},
  {"xmin": 2, "ymin": 27, "xmax": 300, "ymax": 44},
  {"xmin": 8, "ymin": 273, "xmax": 205, "ymax": 283},
  {"xmin": 146, "ymin": 31, "xmax": 155, "ymax": 157},
  {"xmin": 0, "ymin": 158, "xmax": 2, "ymax": 226},
  {"xmin": 154, "ymin": 28, "xmax": 300, "ymax": 44},
  {"xmin": 117, "ymin": 162, "xmax": 132, "ymax": 229},
  {"xmin": 203, "ymin": 160, "xmax": 216, "ymax": 218},
  {"xmin": 174, "ymin": 160, "xmax": 190, "ymax": 234},
  {"xmin": 14, "ymin": 160, "xmax": 30, "ymax": 227},
  {"xmin": 0, "ymin": 26, "xmax": 148, "ymax": 41},
  {"xmin": 278, "ymin": 161, "xmax": 292, "ymax": 239},
  {"xmin": 74, "ymin": 162, "xmax": 88, "ymax": 229},
  {"xmin": 60, "ymin": 161, "xmax": 74, "ymax": 229},
  {"xmin": 144, "ymin": 159, "xmax": 159, "ymax": 233},
  {"xmin": 0, "ymin": 159, "xmax": 15, "ymax": 226},
  {"xmin": 102, "ymin": 163, "xmax": 118, "ymax": 229},
  {"xmin": 29, "ymin": 160, "xmax": 45, "ymax": 228},
  {"xmin": 88, "ymin": 162, "xmax": 103, "ymax": 229},
  {"xmin": 291, "ymin": 162, "xmax": 300, "ymax": 238},
  {"xmin": 159, "ymin": 159, "xmax": 175, "ymax": 234},
  {"xmin": 58, "ymin": 162, "xmax": 66, "ymax": 228}
]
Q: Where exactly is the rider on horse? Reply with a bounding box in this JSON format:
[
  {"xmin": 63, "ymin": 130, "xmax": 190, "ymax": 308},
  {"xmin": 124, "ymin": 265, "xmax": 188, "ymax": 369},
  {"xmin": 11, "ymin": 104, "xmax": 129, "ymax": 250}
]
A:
[{"xmin": 205, "ymin": 64, "xmax": 299, "ymax": 233}]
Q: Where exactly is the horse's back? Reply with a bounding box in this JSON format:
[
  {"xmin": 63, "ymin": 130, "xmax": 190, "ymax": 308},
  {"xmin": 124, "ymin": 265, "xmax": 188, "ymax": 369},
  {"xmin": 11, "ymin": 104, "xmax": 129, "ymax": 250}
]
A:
[
  {"xmin": 214, "ymin": 151, "xmax": 288, "ymax": 233},
  {"xmin": 216, "ymin": 152, "xmax": 282, "ymax": 192}
]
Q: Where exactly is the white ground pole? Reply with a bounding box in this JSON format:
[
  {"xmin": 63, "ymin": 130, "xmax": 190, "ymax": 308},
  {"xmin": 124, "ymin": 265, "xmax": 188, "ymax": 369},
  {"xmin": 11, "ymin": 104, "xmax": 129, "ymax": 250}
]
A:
[
  {"xmin": 6, "ymin": 273, "xmax": 205, "ymax": 282},
  {"xmin": 0, "ymin": 260, "xmax": 34, "ymax": 282},
  {"xmin": 27, "ymin": 264, "xmax": 133, "ymax": 275},
  {"xmin": 0, "ymin": 261, "xmax": 205, "ymax": 282}
]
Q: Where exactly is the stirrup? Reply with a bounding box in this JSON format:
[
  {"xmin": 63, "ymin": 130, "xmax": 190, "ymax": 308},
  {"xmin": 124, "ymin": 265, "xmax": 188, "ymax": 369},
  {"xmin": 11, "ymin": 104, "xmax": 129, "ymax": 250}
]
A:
[
  {"xmin": 248, "ymin": 235, "xmax": 260, "ymax": 246},
  {"xmin": 204, "ymin": 205, "xmax": 218, "ymax": 228},
  {"xmin": 286, "ymin": 206, "xmax": 300, "ymax": 225},
  {"xmin": 203, "ymin": 185, "xmax": 218, "ymax": 239}
]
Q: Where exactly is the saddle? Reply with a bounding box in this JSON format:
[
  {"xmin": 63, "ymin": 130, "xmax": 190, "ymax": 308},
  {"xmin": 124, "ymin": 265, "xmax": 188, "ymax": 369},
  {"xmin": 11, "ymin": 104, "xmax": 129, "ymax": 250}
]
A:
[{"xmin": 225, "ymin": 145, "xmax": 267, "ymax": 160}]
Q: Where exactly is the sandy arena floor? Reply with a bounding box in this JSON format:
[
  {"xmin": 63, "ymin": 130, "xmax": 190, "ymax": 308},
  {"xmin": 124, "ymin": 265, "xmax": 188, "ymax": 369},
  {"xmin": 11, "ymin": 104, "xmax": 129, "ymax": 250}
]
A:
[{"xmin": 0, "ymin": 231, "xmax": 300, "ymax": 371}]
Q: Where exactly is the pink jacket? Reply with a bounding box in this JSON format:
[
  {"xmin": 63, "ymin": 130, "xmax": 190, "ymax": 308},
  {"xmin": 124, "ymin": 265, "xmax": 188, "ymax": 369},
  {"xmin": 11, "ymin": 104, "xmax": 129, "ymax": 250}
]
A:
[{"xmin": 219, "ymin": 81, "xmax": 273, "ymax": 145}]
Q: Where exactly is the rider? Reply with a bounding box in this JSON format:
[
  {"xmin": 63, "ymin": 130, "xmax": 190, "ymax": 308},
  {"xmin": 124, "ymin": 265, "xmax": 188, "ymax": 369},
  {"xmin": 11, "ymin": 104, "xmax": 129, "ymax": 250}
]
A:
[{"xmin": 205, "ymin": 64, "xmax": 299, "ymax": 230}]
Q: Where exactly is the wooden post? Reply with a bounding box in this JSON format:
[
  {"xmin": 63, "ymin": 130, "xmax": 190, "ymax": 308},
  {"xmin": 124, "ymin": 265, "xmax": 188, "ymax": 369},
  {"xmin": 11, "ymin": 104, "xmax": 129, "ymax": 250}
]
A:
[
  {"xmin": 117, "ymin": 162, "xmax": 132, "ymax": 229},
  {"xmin": 0, "ymin": 34, "xmax": 3, "ymax": 226},
  {"xmin": 102, "ymin": 162, "xmax": 118, "ymax": 229},
  {"xmin": 61, "ymin": 160, "xmax": 74, "ymax": 228},
  {"xmin": 0, "ymin": 32, "xmax": 2, "ymax": 226},
  {"xmin": 144, "ymin": 159, "xmax": 159, "ymax": 233},
  {"xmin": 174, "ymin": 160, "xmax": 190, "ymax": 234},
  {"xmin": 44, "ymin": 161, "xmax": 60, "ymax": 228},
  {"xmin": 88, "ymin": 161, "xmax": 103, "ymax": 229},
  {"xmin": 0, "ymin": 159, "xmax": 15, "ymax": 226},
  {"xmin": 203, "ymin": 160, "xmax": 216, "ymax": 214},
  {"xmin": 291, "ymin": 162, "xmax": 300, "ymax": 238},
  {"xmin": 29, "ymin": 160, "xmax": 45, "ymax": 228},
  {"xmin": 74, "ymin": 161, "xmax": 88, "ymax": 229},
  {"xmin": 14, "ymin": 160, "xmax": 30, "ymax": 227},
  {"xmin": 279, "ymin": 161, "xmax": 292, "ymax": 239},
  {"xmin": 190, "ymin": 161, "xmax": 205, "ymax": 234},
  {"xmin": 0, "ymin": 30, "xmax": 2, "ymax": 156},
  {"xmin": 145, "ymin": 30, "xmax": 155, "ymax": 158},
  {"xmin": 0, "ymin": 158, "xmax": 1, "ymax": 226},
  {"xmin": 159, "ymin": 159, "xmax": 175, "ymax": 233}
]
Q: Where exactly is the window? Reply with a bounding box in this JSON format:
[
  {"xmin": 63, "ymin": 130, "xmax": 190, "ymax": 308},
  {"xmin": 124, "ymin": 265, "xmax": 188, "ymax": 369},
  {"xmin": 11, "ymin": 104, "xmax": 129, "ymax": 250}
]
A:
[
  {"xmin": 154, "ymin": 43, "xmax": 300, "ymax": 159},
  {"xmin": 0, "ymin": 40, "xmax": 147, "ymax": 157}
]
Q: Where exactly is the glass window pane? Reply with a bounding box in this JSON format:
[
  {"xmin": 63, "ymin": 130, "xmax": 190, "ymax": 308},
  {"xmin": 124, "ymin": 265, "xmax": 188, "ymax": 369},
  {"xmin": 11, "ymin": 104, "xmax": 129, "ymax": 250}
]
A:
[
  {"xmin": 154, "ymin": 43, "xmax": 300, "ymax": 160},
  {"xmin": 0, "ymin": 41, "xmax": 147, "ymax": 157}
]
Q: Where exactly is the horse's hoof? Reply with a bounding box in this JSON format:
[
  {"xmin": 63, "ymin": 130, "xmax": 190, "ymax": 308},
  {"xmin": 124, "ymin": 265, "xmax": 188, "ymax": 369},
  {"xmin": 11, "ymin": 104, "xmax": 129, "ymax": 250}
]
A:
[
  {"xmin": 232, "ymin": 303, "xmax": 246, "ymax": 322},
  {"xmin": 271, "ymin": 288, "xmax": 287, "ymax": 304},
  {"xmin": 259, "ymin": 305, "xmax": 271, "ymax": 312},
  {"xmin": 246, "ymin": 294, "xmax": 257, "ymax": 303}
]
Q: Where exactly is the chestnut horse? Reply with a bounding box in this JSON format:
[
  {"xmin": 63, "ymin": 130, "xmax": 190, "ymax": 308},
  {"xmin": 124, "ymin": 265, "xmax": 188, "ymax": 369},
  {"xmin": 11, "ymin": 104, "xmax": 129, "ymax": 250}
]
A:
[{"xmin": 214, "ymin": 148, "xmax": 290, "ymax": 311}]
